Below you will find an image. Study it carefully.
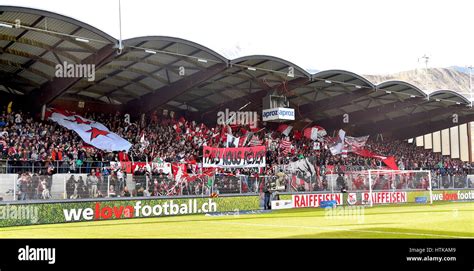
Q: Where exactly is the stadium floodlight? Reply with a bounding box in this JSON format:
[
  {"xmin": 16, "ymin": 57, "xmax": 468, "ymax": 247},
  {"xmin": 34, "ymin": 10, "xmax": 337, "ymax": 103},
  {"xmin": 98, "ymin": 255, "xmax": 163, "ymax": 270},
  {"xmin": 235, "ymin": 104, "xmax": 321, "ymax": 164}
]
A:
[
  {"xmin": 324, "ymin": 80, "xmax": 332, "ymax": 84},
  {"xmin": 0, "ymin": 23, "xmax": 12, "ymax": 28},
  {"xmin": 145, "ymin": 49, "xmax": 156, "ymax": 54},
  {"xmin": 75, "ymin": 37, "xmax": 90, "ymax": 43},
  {"xmin": 247, "ymin": 67, "xmax": 257, "ymax": 71},
  {"xmin": 197, "ymin": 58, "xmax": 208, "ymax": 63},
  {"xmin": 418, "ymin": 54, "xmax": 430, "ymax": 69}
]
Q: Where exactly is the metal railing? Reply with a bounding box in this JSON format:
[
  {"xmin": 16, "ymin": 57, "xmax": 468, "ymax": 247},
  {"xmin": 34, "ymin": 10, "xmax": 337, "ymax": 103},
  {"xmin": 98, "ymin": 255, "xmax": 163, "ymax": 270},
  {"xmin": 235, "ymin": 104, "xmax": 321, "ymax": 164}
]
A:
[
  {"xmin": 0, "ymin": 159, "xmax": 111, "ymax": 174},
  {"xmin": 1, "ymin": 170, "xmax": 473, "ymax": 203}
]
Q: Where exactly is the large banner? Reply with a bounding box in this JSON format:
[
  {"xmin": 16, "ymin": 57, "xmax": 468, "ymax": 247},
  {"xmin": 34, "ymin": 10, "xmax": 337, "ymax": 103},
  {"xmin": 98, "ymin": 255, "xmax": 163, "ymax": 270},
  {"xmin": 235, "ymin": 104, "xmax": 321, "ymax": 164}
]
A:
[
  {"xmin": 203, "ymin": 146, "xmax": 266, "ymax": 168},
  {"xmin": 0, "ymin": 195, "xmax": 260, "ymax": 227},
  {"xmin": 46, "ymin": 108, "xmax": 132, "ymax": 152},
  {"xmin": 286, "ymin": 158, "xmax": 316, "ymax": 177},
  {"xmin": 430, "ymin": 190, "xmax": 474, "ymax": 202}
]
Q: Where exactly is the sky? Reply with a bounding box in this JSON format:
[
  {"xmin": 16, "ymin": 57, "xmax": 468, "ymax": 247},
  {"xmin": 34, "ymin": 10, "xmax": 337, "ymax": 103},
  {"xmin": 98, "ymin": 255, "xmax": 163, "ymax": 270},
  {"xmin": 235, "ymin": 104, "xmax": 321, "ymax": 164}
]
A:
[{"xmin": 1, "ymin": 0, "xmax": 473, "ymax": 75}]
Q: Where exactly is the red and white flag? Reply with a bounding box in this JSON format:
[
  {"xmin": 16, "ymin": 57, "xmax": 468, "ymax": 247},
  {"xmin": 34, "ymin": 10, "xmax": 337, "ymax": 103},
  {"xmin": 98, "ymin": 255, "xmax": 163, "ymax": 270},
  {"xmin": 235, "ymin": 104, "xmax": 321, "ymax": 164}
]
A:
[
  {"xmin": 46, "ymin": 108, "xmax": 132, "ymax": 152},
  {"xmin": 303, "ymin": 126, "xmax": 326, "ymax": 141},
  {"xmin": 172, "ymin": 124, "xmax": 182, "ymax": 134},
  {"xmin": 249, "ymin": 135, "xmax": 263, "ymax": 146},
  {"xmin": 344, "ymin": 135, "xmax": 369, "ymax": 152},
  {"xmin": 277, "ymin": 124, "xmax": 293, "ymax": 136},
  {"xmin": 226, "ymin": 134, "xmax": 240, "ymax": 148},
  {"xmin": 280, "ymin": 138, "xmax": 292, "ymax": 155},
  {"xmin": 329, "ymin": 129, "xmax": 346, "ymax": 155}
]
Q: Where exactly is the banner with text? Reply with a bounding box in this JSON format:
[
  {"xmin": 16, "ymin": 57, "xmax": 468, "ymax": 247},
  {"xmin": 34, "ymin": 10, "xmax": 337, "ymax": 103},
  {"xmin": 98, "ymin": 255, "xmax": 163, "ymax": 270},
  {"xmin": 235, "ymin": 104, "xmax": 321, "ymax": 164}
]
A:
[{"xmin": 203, "ymin": 146, "xmax": 266, "ymax": 168}]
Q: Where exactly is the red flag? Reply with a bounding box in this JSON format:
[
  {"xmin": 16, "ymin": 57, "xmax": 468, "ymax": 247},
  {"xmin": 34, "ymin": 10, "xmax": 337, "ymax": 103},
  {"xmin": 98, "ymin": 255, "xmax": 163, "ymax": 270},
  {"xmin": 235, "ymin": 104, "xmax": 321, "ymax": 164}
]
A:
[
  {"xmin": 178, "ymin": 116, "xmax": 186, "ymax": 125},
  {"xmin": 353, "ymin": 149, "xmax": 399, "ymax": 170},
  {"xmin": 238, "ymin": 137, "xmax": 246, "ymax": 147},
  {"xmin": 382, "ymin": 156, "xmax": 399, "ymax": 170},
  {"xmin": 172, "ymin": 163, "xmax": 188, "ymax": 178},
  {"xmin": 293, "ymin": 130, "xmax": 302, "ymax": 140},
  {"xmin": 353, "ymin": 148, "xmax": 377, "ymax": 158},
  {"xmin": 303, "ymin": 127, "xmax": 317, "ymax": 140},
  {"xmin": 230, "ymin": 124, "xmax": 239, "ymax": 132},
  {"xmin": 219, "ymin": 125, "xmax": 228, "ymax": 142},
  {"xmin": 173, "ymin": 124, "xmax": 182, "ymax": 134},
  {"xmin": 277, "ymin": 124, "xmax": 288, "ymax": 133},
  {"xmin": 118, "ymin": 151, "xmax": 129, "ymax": 162}
]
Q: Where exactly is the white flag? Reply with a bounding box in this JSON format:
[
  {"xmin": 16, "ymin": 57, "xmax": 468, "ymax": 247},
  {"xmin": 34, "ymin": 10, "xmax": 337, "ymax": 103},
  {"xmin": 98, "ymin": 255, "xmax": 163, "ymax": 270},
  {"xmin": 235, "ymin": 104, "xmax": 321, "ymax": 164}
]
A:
[
  {"xmin": 345, "ymin": 135, "xmax": 369, "ymax": 152},
  {"xmin": 46, "ymin": 108, "xmax": 132, "ymax": 152},
  {"xmin": 282, "ymin": 125, "xmax": 293, "ymax": 136},
  {"xmin": 329, "ymin": 129, "xmax": 346, "ymax": 155},
  {"xmin": 226, "ymin": 134, "xmax": 240, "ymax": 148}
]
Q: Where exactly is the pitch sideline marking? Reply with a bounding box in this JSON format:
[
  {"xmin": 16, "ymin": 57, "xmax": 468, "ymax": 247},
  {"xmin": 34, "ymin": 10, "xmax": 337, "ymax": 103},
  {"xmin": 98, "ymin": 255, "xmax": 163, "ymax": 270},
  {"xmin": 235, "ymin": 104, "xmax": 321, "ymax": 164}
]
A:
[{"xmin": 203, "ymin": 221, "xmax": 473, "ymax": 239}]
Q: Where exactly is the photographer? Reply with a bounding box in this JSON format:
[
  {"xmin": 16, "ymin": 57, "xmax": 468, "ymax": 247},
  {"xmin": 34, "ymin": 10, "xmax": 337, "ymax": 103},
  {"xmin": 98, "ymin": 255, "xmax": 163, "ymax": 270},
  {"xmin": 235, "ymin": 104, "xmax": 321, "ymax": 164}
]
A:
[
  {"xmin": 87, "ymin": 169, "xmax": 99, "ymax": 198},
  {"xmin": 263, "ymin": 184, "xmax": 271, "ymax": 210},
  {"xmin": 275, "ymin": 169, "xmax": 287, "ymax": 191}
]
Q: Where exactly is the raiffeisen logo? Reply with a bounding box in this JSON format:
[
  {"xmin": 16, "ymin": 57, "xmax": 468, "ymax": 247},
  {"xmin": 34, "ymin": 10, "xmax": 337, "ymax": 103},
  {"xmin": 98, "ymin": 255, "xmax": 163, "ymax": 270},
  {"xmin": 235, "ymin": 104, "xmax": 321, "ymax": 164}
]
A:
[{"xmin": 62, "ymin": 199, "xmax": 217, "ymax": 222}]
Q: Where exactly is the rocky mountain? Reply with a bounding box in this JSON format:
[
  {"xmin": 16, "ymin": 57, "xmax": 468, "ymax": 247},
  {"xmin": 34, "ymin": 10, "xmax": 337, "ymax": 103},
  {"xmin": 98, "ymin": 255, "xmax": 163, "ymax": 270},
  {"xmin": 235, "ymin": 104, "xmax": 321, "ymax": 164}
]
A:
[{"xmin": 363, "ymin": 67, "xmax": 472, "ymax": 96}]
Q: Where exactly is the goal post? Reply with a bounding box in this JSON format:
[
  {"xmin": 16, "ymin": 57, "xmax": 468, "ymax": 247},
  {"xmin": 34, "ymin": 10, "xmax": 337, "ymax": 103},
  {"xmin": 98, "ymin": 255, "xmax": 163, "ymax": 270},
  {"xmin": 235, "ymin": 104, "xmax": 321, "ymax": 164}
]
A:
[
  {"xmin": 366, "ymin": 169, "xmax": 432, "ymax": 206},
  {"xmin": 335, "ymin": 169, "xmax": 433, "ymax": 207}
]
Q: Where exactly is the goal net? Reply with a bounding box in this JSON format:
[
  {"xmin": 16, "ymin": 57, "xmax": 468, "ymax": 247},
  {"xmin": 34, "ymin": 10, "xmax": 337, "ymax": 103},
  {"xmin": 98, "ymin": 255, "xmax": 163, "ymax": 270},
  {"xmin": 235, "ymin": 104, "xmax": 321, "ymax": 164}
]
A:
[{"xmin": 341, "ymin": 169, "xmax": 432, "ymax": 207}]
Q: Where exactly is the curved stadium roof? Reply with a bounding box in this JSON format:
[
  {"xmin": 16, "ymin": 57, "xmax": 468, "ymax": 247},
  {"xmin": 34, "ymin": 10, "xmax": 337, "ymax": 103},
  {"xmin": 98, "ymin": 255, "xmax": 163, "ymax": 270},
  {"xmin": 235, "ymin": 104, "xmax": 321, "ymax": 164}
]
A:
[{"xmin": 0, "ymin": 5, "xmax": 473, "ymax": 140}]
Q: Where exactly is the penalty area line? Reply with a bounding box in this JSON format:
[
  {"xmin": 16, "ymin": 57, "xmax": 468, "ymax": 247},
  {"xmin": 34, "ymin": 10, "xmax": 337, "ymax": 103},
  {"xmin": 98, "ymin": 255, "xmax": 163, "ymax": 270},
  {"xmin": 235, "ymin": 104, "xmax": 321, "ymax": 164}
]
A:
[{"xmin": 202, "ymin": 221, "xmax": 473, "ymax": 239}]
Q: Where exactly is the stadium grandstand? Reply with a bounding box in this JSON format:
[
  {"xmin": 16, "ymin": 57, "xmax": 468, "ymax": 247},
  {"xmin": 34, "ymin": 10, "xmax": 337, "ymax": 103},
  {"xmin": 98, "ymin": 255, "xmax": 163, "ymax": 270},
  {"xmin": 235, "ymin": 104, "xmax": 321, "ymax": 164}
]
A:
[{"xmin": 0, "ymin": 5, "xmax": 473, "ymax": 202}]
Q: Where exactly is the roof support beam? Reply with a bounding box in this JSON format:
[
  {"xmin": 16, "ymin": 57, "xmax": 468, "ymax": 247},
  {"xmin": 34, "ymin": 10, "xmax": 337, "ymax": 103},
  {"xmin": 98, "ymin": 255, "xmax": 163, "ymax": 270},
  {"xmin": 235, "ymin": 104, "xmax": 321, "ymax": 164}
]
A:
[
  {"xmin": 299, "ymin": 87, "xmax": 375, "ymax": 117},
  {"xmin": 3, "ymin": 15, "xmax": 44, "ymax": 50},
  {"xmin": 123, "ymin": 63, "xmax": 228, "ymax": 114},
  {"xmin": 27, "ymin": 43, "xmax": 117, "ymax": 109}
]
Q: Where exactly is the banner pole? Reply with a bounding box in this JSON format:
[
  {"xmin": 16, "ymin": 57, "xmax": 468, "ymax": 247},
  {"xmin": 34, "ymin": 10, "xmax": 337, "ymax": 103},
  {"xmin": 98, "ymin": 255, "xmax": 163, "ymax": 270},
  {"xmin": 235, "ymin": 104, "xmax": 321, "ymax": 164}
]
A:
[
  {"xmin": 368, "ymin": 170, "xmax": 373, "ymax": 207},
  {"xmin": 13, "ymin": 175, "xmax": 16, "ymax": 201},
  {"xmin": 428, "ymin": 170, "xmax": 433, "ymax": 205}
]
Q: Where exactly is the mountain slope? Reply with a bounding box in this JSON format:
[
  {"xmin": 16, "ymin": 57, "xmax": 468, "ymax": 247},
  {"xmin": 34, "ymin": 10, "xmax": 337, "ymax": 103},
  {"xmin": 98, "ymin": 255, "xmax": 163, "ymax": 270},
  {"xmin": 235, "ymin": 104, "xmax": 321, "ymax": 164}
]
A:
[{"xmin": 364, "ymin": 68, "xmax": 471, "ymax": 96}]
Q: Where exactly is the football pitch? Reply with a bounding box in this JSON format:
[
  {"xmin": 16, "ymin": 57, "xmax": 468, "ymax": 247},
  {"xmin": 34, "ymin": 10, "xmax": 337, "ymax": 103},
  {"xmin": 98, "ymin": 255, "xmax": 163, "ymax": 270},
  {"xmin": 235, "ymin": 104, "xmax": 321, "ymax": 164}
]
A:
[{"xmin": 0, "ymin": 202, "xmax": 473, "ymax": 238}]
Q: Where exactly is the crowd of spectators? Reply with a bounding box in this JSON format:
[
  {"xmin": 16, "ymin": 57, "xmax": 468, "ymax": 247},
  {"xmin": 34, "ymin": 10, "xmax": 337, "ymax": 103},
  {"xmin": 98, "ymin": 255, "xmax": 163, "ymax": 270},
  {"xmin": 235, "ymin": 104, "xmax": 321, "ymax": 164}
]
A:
[{"xmin": 1, "ymin": 106, "xmax": 473, "ymax": 200}]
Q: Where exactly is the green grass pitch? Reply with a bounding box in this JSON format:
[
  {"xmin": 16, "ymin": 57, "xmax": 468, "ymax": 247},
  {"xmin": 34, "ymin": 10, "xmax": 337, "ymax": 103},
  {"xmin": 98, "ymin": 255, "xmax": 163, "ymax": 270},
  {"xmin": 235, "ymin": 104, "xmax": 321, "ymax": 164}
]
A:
[{"xmin": 0, "ymin": 202, "xmax": 473, "ymax": 238}]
